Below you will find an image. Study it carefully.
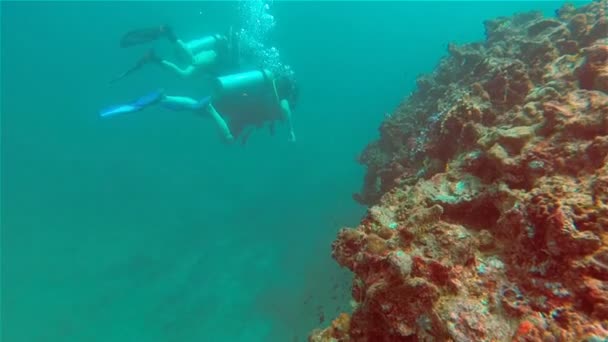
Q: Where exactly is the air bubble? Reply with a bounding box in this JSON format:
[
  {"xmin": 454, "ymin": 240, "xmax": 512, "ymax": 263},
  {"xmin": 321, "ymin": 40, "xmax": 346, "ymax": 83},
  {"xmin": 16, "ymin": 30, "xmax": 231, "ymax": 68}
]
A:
[{"xmin": 236, "ymin": 0, "xmax": 294, "ymax": 79}]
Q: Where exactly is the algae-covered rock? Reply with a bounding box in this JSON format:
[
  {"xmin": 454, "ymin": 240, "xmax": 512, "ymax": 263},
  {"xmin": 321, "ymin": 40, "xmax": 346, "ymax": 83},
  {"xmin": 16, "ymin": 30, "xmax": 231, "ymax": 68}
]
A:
[{"xmin": 313, "ymin": 1, "xmax": 608, "ymax": 341}]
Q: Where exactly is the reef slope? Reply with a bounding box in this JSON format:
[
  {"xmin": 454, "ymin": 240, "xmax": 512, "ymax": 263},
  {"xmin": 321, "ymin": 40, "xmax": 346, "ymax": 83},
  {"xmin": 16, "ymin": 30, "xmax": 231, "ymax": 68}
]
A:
[{"xmin": 311, "ymin": 1, "xmax": 608, "ymax": 341}]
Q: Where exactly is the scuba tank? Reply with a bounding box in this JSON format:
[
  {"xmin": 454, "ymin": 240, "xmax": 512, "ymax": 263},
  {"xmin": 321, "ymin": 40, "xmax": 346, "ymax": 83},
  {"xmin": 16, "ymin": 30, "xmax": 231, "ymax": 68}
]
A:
[{"xmin": 214, "ymin": 69, "xmax": 274, "ymax": 97}]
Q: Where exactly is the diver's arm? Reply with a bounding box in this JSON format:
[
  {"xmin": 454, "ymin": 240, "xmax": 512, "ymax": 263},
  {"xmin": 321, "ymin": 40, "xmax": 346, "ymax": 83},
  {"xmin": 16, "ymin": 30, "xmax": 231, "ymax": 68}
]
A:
[
  {"xmin": 280, "ymin": 99, "xmax": 296, "ymax": 143},
  {"xmin": 207, "ymin": 104, "xmax": 235, "ymax": 144}
]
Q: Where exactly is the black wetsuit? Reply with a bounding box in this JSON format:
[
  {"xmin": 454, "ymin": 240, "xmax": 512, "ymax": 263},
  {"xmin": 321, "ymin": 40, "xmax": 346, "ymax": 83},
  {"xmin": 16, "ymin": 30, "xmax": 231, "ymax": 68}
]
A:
[{"xmin": 212, "ymin": 72, "xmax": 284, "ymax": 138}]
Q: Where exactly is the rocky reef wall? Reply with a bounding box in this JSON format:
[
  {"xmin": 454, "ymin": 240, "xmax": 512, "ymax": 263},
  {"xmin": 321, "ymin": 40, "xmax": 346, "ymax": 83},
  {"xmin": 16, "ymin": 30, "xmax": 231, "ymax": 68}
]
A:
[{"xmin": 311, "ymin": 1, "xmax": 608, "ymax": 341}]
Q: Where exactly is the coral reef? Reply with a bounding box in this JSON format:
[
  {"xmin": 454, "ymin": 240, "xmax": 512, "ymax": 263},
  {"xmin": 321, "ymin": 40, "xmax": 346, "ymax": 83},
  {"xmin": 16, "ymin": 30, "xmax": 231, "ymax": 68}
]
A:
[{"xmin": 312, "ymin": 1, "xmax": 608, "ymax": 341}]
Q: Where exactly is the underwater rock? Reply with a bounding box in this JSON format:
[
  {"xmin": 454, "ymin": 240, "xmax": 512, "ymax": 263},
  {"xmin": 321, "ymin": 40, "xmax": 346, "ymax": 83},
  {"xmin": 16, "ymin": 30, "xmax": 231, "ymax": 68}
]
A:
[
  {"xmin": 576, "ymin": 43, "xmax": 608, "ymax": 93},
  {"xmin": 312, "ymin": 1, "xmax": 608, "ymax": 341}
]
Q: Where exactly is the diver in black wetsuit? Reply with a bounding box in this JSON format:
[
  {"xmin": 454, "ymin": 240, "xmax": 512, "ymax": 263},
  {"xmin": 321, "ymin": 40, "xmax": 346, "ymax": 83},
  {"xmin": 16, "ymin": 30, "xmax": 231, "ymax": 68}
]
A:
[{"xmin": 100, "ymin": 69, "xmax": 298, "ymax": 145}]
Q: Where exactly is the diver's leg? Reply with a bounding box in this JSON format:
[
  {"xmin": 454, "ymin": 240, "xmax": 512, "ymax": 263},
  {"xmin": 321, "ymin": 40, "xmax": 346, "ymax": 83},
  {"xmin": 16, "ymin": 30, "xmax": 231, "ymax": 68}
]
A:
[
  {"xmin": 159, "ymin": 60, "xmax": 197, "ymax": 78},
  {"xmin": 191, "ymin": 50, "xmax": 218, "ymax": 71},
  {"xmin": 160, "ymin": 96, "xmax": 208, "ymax": 111},
  {"xmin": 172, "ymin": 36, "xmax": 220, "ymax": 64},
  {"xmin": 160, "ymin": 96, "xmax": 233, "ymax": 144}
]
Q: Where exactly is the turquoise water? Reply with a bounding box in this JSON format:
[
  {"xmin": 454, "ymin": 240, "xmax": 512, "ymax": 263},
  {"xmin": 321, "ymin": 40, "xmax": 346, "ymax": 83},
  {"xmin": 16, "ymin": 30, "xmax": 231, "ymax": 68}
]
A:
[{"xmin": 2, "ymin": 1, "xmax": 570, "ymax": 341}]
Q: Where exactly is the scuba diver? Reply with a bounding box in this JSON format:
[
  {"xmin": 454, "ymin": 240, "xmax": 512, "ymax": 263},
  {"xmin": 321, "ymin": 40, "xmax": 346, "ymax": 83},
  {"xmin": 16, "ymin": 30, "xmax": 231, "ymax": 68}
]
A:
[
  {"xmin": 111, "ymin": 25, "xmax": 240, "ymax": 83},
  {"xmin": 100, "ymin": 68, "xmax": 298, "ymax": 144}
]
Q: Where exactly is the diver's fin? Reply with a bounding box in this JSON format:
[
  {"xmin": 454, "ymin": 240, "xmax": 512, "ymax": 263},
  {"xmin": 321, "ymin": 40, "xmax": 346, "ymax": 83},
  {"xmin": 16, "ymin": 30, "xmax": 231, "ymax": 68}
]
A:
[
  {"xmin": 109, "ymin": 49, "xmax": 160, "ymax": 84},
  {"xmin": 99, "ymin": 104, "xmax": 141, "ymax": 118},
  {"xmin": 120, "ymin": 25, "xmax": 174, "ymax": 48},
  {"xmin": 99, "ymin": 90, "xmax": 164, "ymax": 118}
]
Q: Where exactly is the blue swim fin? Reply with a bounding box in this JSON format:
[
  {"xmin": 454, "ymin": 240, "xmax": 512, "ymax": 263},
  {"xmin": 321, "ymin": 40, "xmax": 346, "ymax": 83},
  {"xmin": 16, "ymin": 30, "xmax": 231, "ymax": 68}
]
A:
[
  {"xmin": 99, "ymin": 89, "xmax": 164, "ymax": 118},
  {"xmin": 99, "ymin": 104, "xmax": 142, "ymax": 118}
]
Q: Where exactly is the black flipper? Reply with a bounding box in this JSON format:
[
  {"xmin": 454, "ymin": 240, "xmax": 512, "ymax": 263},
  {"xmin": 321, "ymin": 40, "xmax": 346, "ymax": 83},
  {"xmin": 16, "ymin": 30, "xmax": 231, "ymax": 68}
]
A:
[
  {"xmin": 110, "ymin": 49, "xmax": 159, "ymax": 84},
  {"xmin": 119, "ymin": 25, "xmax": 174, "ymax": 48},
  {"xmin": 110, "ymin": 63, "xmax": 143, "ymax": 84}
]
